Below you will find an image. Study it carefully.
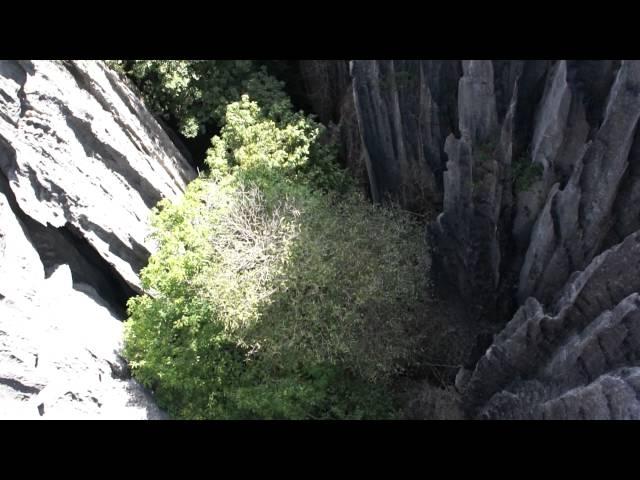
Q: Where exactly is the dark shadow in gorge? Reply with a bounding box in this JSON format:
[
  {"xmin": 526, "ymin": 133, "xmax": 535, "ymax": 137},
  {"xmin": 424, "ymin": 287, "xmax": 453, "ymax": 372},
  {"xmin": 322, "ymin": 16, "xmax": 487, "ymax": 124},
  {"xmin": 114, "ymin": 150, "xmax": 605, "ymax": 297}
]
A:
[
  {"xmin": 156, "ymin": 113, "xmax": 216, "ymax": 172},
  {"xmin": 256, "ymin": 60, "xmax": 315, "ymax": 116}
]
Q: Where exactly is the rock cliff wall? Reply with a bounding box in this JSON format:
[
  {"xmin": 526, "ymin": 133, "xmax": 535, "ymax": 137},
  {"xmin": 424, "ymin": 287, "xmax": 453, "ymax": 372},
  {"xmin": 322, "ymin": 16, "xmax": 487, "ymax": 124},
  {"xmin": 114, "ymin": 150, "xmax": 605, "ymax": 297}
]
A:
[{"xmin": 0, "ymin": 60, "xmax": 195, "ymax": 418}]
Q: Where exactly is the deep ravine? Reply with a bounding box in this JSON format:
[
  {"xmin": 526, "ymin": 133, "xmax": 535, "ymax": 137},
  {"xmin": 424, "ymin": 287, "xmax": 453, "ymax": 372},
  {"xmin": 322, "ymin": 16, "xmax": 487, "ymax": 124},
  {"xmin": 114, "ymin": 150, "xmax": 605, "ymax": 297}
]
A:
[
  {"xmin": 297, "ymin": 60, "xmax": 640, "ymax": 419},
  {"xmin": 3, "ymin": 59, "xmax": 640, "ymax": 419}
]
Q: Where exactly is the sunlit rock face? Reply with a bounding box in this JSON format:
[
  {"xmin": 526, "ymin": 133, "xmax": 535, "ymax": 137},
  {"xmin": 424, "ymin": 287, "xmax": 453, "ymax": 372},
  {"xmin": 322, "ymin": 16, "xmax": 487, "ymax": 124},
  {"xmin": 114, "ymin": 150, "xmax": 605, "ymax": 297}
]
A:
[{"xmin": 0, "ymin": 60, "xmax": 194, "ymax": 419}]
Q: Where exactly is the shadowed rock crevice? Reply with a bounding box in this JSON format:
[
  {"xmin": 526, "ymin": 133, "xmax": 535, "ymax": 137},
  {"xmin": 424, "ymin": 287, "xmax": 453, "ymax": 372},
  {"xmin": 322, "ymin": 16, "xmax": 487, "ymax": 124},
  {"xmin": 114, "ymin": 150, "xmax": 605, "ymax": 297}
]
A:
[
  {"xmin": 58, "ymin": 224, "xmax": 140, "ymax": 316},
  {"xmin": 0, "ymin": 163, "xmax": 137, "ymax": 317},
  {"xmin": 565, "ymin": 60, "xmax": 622, "ymax": 139},
  {"xmin": 348, "ymin": 60, "xmax": 462, "ymax": 212},
  {"xmin": 0, "ymin": 377, "xmax": 42, "ymax": 395}
]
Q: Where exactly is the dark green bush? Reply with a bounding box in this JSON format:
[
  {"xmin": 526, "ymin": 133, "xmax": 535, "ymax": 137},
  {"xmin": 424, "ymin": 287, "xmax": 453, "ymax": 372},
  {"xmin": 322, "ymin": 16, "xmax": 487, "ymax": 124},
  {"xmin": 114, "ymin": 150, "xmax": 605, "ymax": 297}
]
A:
[{"xmin": 107, "ymin": 60, "xmax": 293, "ymax": 137}]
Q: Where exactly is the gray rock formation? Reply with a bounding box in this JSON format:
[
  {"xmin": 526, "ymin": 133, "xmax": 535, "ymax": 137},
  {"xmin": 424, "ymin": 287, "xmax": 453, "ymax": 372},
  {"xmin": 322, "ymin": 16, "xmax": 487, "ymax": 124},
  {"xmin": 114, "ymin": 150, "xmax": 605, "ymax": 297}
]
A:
[
  {"xmin": 350, "ymin": 60, "xmax": 461, "ymax": 211},
  {"xmin": 298, "ymin": 61, "xmax": 368, "ymax": 193},
  {"xmin": 299, "ymin": 59, "xmax": 640, "ymax": 419},
  {"xmin": 0, "ymin": 60, "xmax": 194, "ymax": 418},
  {"xmin": 464, "ymin": 230, "xmax": 640, "ymax": 419},
  {"xmin": 429, "ymin": 60, "xmax": 509, "ymax": 320}
]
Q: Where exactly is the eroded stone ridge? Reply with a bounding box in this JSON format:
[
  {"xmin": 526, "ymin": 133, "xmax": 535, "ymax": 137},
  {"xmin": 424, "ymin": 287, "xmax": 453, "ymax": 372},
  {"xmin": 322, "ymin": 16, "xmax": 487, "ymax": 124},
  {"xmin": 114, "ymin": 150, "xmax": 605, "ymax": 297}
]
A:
[
  {"xmin": 0, "ymin": 60, "xmax": 194, "ymax": 419},
  {"xmin": 0, "ymin": 60, "xmax": 194, "ymax": 293}
]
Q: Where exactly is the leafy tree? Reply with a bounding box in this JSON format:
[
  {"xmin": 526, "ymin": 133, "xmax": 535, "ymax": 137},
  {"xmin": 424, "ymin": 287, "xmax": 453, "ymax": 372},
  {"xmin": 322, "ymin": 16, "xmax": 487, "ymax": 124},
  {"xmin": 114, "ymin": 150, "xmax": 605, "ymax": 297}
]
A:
[
  {"xmin": 107, "ymin": 60, "xmax": 293, "ymax": 138},
  {"xmin": 122, "ymin": 67, "xmax": 430, "ymax": 419}
]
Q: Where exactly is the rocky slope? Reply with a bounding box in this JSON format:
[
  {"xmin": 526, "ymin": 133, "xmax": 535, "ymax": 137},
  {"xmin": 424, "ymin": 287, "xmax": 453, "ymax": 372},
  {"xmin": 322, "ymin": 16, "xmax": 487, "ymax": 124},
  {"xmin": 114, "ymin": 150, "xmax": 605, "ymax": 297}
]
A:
[
  {"xmin": 0, "ymin": 60, "xmax": 194, "ymax": 419},
  {"xmin": 299, "ymin": 60, "xmax": 640, "ymax": 419}
]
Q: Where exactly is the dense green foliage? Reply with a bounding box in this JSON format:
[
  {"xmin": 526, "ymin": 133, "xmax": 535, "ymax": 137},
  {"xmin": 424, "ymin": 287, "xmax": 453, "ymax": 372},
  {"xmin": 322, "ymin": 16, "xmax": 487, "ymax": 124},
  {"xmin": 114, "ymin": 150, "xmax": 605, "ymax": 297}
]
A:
[
  {"xmin": 206, "ymin": 95, "xmax": 348, "ymax": 192},
  {"xmin": 122, "ymin": 63, "xmax": 429, "ymax": 419},
  {"xmin": 108, "ymin": 60, "xmax": 292, "ymax": 137}
]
